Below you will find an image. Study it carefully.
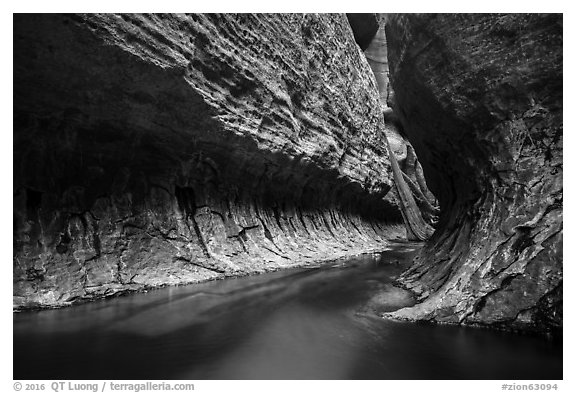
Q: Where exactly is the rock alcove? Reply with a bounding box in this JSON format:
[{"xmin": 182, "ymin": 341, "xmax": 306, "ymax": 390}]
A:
[{"xmin": 13, "ymin": 13, "xmax": 562, "ymax": 335}]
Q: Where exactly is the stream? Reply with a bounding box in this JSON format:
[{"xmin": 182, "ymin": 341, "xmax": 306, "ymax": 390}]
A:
[{"xmin": 13, "ymin": 242, "xmax": 562, "ymax": 379}]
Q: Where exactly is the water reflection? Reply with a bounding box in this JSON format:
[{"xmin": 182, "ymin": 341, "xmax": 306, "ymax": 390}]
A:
[{"xmin": 13, "ymin": 244, "xmax": 562, "ymax": 379}]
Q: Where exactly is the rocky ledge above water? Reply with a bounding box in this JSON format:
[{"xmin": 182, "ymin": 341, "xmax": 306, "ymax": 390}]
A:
[
  {"xmin": 13, "ymin": 13, "xmax": 562, "ymax": 337},
  {"xmin": 14, "ymin": 14, "xmax": 408, "ymax": 308},
  {"xmin": 384, "ymin": 14, "xmax": 562, "ymax": 335}
]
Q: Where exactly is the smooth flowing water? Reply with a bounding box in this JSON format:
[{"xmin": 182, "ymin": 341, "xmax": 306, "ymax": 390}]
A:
[{"xmin": 13, "ymin": 243, "xmax": 562, "ymax": 380}]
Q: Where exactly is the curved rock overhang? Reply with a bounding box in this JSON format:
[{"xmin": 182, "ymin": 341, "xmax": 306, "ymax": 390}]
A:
[
  {"xmin": 14, "ymin": 14, "xmax": 405, "ymax": 308},
  {"xmin": 13, "ymin": 13, "xmax": 561, "ymax": 336},
  {"xmin": 384, "ymin": 14, "xmax": 562, "ymax": 335}
]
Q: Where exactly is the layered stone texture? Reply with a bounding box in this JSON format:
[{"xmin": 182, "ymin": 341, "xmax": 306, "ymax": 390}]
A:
[
  {"xmin": 13, "ymin": 14, "xmax": 404, "ymax": 308},
  {"xmin": 349, "ymin": 14, "xmax": 438, "ymax": 239},
  {"xmin": 385, "ymin": 14, "xmax": 562, "ymax": 334}
]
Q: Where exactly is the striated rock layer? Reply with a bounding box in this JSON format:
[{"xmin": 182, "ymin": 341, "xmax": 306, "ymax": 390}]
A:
[
  {"xmin": 13, "ymin": 14, "xmax": 404, "ymax": 308},
  {"xmin": 385, "ymin": 14, "xmax": 562, "ymax": 334},
  {"xmin": 349, "ymin": 14, "xmax": 438, "ymax": 240}
]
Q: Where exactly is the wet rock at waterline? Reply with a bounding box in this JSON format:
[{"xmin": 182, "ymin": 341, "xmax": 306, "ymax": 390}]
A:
[
  {"xmin": 384, "ymin": 14, "xmax": 562, "ymax": 334},
  {"xmin": 13, "ymin": 13, "xmax": 562, "ymax": 338},
  {"xmin": 13, "ymin": 248, "xmax": 562, "ymax": 380},
  {"xmin": 14, "ymin": 14, "xmax": 410, "ymax": 309}
]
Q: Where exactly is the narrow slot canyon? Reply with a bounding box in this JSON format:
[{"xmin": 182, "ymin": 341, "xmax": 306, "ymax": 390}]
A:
[
  {"xmin": 14, "ymin": 13, "xmax": 407, "ymax": 308},
  {"xmin": 13, "ymin": 13, "xmax": 562, "ymax": 380}
]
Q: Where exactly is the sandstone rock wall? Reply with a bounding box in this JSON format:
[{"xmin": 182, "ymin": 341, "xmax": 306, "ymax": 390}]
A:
[
  {"xmin": 349, "ymin": 14, "xmax": 438, "ymax": 239},
  {"xmin": 13, "ymin": 14, "xmax": 404, "ymax": 308},
  {"xmin": 385, "ymin": 14, "xmax": 562, "ymax": 334}
]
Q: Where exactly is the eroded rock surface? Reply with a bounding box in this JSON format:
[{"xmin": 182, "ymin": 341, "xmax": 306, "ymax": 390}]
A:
[
  {"xmin": 385, "ymin": 14, "xmax": 562, "ymax": 334},
  {"xmin": 349, "ymin": 15, "xmax": 438, "ymax": 240},
  {"xmin": 13, "ymin": 14, "xmax": 404, "ymax": 308}
]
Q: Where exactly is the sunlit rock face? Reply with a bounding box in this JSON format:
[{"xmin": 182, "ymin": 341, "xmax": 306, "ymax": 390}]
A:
[
  {"xmin": 13, "ymin": 14, "xmax": 405, "ymax": 308},
  {"xmin": 385, "ymin": 14, "xmax": 562, "ymax": 334},
  {"xmin": 348, "ymin": 14, "xmax": 438, "ymax": 240}
]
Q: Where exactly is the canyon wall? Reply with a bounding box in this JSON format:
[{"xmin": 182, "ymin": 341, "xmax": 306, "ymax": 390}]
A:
[
  {"xmin": 14, "ymin": 13, "xmax": 560, "ymax": 335},
  {"xmin": 385, "ymin": 14, "xmax": 562, "ymax": 334},
  {"xmin": 349, "ymin": 14, "xmax": 438, "ymax": 240},
  {"xmin": 13, "ymin": 14, "xmax": 405, "ymax": 308}
]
